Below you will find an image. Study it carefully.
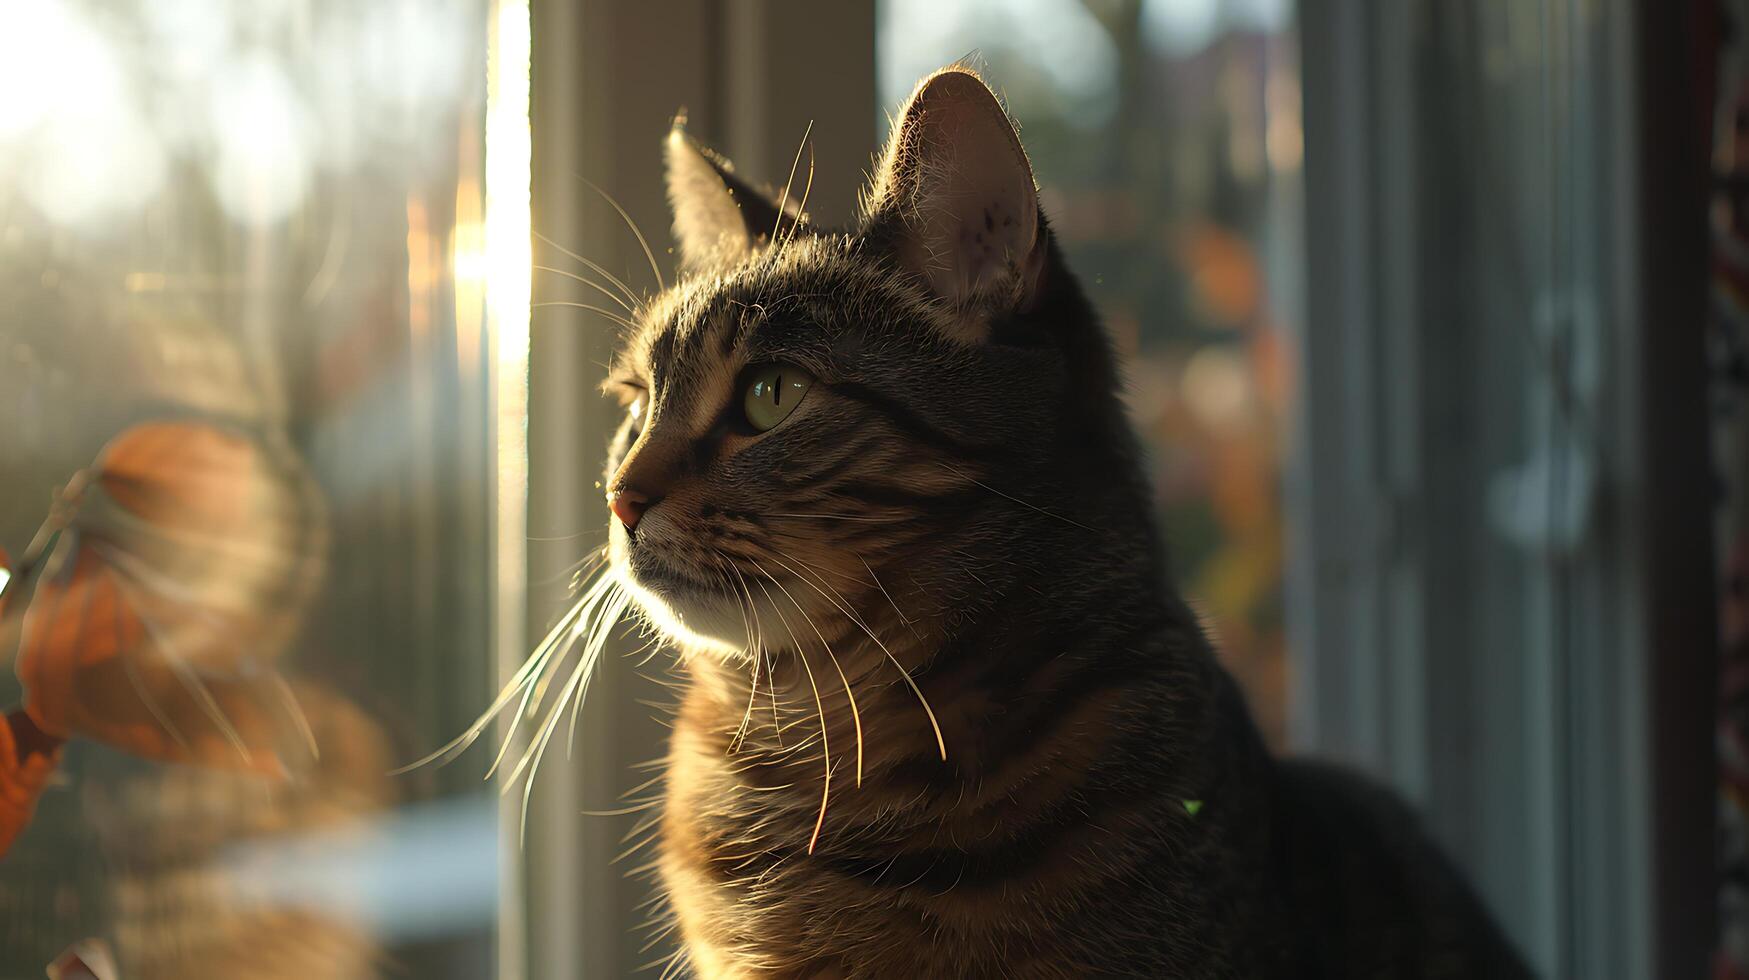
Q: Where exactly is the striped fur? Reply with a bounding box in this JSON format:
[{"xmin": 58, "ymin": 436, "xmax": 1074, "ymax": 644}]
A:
[{"xmin": 601, "ymin": 69, "xmax": 1531, "ymax": 979}]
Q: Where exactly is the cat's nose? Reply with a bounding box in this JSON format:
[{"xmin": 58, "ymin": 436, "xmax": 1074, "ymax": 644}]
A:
[{"xmin": 608, "ymin": 487, "xmax": 653, "ymax": 530}]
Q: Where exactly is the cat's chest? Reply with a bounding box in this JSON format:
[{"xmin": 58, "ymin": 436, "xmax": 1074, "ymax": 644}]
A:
[
  {"xmin": 656, "ymin": 729, "xmax": 974, "ymax": 977},
  {"xmin": 654, "ymin": 733, "xmax": 1200, "ymax": 979}
]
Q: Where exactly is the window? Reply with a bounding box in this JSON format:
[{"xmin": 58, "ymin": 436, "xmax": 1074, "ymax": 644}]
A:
[
  {"xmin": 0, "ymin": 2, "xmax": 501, "ymax": 976},
  {"xmin": 0, "ymin": 3, "xmax": 1713, "ymax": 978},
  {"xmin": 880, "ymin": 0, "xmax": 1301, "ymax": 747},
  {"xmin": 1298, "ymin": 1, "xmax": 1712, "ymax": 977}
]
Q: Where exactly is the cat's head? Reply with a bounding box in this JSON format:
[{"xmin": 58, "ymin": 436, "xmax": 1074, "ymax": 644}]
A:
[{"xmin": 603, "ymin": 68, "xmax": 1127, "ymax": 659}]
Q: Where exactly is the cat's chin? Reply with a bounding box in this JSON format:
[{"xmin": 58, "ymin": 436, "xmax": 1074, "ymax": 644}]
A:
[{"xmin": 615, "ymin": 563, "xmax": 748, "ymax": 659}]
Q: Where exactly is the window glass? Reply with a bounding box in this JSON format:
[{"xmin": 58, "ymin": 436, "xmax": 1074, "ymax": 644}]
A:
[
  {"xmin": 0, "ymin": 3, "xmax": 499, "ymax": 976},
  {"xmin": 879, "ymin": 0, "xmax": 1301, "ymax": 743}
]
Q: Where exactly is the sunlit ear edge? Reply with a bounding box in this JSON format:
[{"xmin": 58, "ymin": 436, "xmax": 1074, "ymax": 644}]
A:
[
  {"xmin": 664, "ymin": 122, "xmax": 811, "ymax": 274},
  {"xmin": 859, "ymin": 68, "xmax": 1045, "ymax": 332}
]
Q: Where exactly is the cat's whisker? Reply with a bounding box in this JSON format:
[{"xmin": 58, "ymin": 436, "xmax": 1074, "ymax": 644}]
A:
[
  {"xmin": 762, "ymin": 565, "xmax": 864, "ymax": 788},
  {"xmin": 655, "ymin": 945, "xmax": 690, "ymax": 980},
  {"xmin": 712, "ymin": 552, "xmax": 758, "ymax": 665},
  {"xmin": 779, "ymin": 137, "xmax": 815, "ymax": 255},
  {"xmin": 727, "ymin": 558, "xmax": 783, "ymax": 743},
  {"xmin": 568, "ymin": 587, "xmax": 633, "ymax": 759},
  {"xmin": 577, "ymin": 175, "xmax": 666, "ymax": 292},
  {"xmin": 515, "ymin": 587, "xmax": 631, "ymax": 843},
  {"xmin": 527, "ymin": 527, "xmax": 609, "ymax": 543},
  {"xmin": 533, "ymin": 264, "xmax": 636, "ymax": 313},
  {"xmin": 503, "ymin": 576, "xmax": 633, "ymax": 843},
  {"xmin": 534, "ymin": 230, "xmax": 643, "ymax": 309},
  {"xmin": 488, "ymin": 571, "xmax": 620, "ymax": 781},
  {"xmin": 749, "ymin": 564, "xmax": 832, "ymax": 855},
  {"xmin": 390, "ymin": 567, "xmax": 604, "ymax": 775},
  {"xmin": 764, "ymin": 549, "xmax": 947, "ymax": 762},
  {"xmin": 627, "ymin": 633, "xmax": 666, "ymax": 668},
  {"xmin": 772, "ymin": 120, "xmax": 815, "ymax": 250},
  {"xmin": 858, "ymin": 554, "xmax": 917, "ymax": 629},
  {"xmin": 713, "ymin": 552, "xmax": 763, "ymax": 753},
  {"xmin": 764, "ymin": 512, "xmax": 900, "ymax": 523},
  {"xmin": 514, "ymin": 633, "xmax": 592, "ymax": 839},
  {"xmin": 936, "ymin": 460, "xmax": 1096, "ymax": 532},
  {"xmin": 531, "ymin": 300, "xmax": 638, "ymax": 331},
  {"xmin": 531, "ymin": 545, "xmax": 608, "ymax": 594},
  {"xmin": 525, "ymin": 568, "xmax": 617, "ymax": 718},
  {"xmin": 580, "ymin": 798, "xmax": 663, "ymax": 818}
]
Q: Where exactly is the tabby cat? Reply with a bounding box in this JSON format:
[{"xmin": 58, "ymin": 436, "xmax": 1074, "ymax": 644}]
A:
[{"xmin": 601, "ymin": 68, "xmax": 1531, "ymax": 979}]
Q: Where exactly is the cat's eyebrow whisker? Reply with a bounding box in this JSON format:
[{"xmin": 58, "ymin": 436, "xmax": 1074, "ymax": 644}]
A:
[
  {"xmin": 749, "ymin": 562, "xmax": 832, "ymax": 854},
  {"xmin": 534, "ymin": 230, "xmax": 643, "ymax": 309},
  {"xmin": 763, "ymin": 549, "xmax": 947, "ymax": 762},
  {"xmin": 772, "ymin": 120, "xmax": 815, "ymax": 250},
  {"xmin": 779, "ymin": 137, "xmax": 815, "ymax": 255},
  {"xmin": 532, "ymin": 300, "xmax": 638, "ymax": 332},
  {"xmin": 534, "ymin": 264, "xmax": 636, "ymax": 313},
  {"xmin": 761, "ymin": 564, "xmax": 864, "ymax": 788},
  {"xmin": 576, "ymin": 175, "xmax": 666, "ymax": 292}
]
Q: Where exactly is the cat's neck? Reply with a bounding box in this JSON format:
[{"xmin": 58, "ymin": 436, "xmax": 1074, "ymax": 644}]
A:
[{"xmin": 674, "ymin": 519, "xmax": 1215, "ymax": 831}]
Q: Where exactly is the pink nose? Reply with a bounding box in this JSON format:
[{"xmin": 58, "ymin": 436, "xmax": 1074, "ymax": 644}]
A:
[{"xmin": 608, "ymin": 488, "xmax": 650, "ymax": 529}]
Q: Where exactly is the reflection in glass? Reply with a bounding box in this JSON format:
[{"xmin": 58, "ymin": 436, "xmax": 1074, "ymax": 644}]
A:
[{"xmin": 0, "ymin": 2, "xmax": 499, "ymax": 977}]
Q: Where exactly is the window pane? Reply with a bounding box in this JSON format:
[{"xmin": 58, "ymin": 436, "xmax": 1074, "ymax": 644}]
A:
[
  {"xmin": 0, "ymin": 3, "xmax": 499, "ymax": 976},
  {"xmin": 879, "ymin": 0, "xmax": 1300, "ymax": 744}
]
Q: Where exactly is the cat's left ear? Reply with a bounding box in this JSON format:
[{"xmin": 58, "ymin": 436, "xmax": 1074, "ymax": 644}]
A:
[
  {"xmin": 665, "ymin": 123, "xmax": 807, "ymax": 274},
  {"xmin": 863, "ymin": 69, "xmax": 1045, "ymax": 324}
]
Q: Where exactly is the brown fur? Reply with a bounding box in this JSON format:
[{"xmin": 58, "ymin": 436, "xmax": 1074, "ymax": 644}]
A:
[{"xmin": 595, "ymin": 69, "xmax": 1532, "ymax": 979}]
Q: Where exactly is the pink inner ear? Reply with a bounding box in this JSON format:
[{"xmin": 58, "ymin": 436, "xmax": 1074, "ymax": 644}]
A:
[
  {"xmin": 896, "ymin": 72, "xmax": 1040, "ymax": 306},
  {"xmin": 933, "ymin": 192, "xmax": 1036, "ymax": 300}
]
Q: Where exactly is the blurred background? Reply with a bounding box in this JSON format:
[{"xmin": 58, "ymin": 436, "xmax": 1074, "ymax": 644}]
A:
[{"xmin": 0, "ymin": 1, "xmax": 1719, "ymax": 978}]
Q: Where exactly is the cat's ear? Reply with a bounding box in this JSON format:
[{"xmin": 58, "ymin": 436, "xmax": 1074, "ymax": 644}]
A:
[
  {"xmin": 665, "ymin": 122, "xmax": 806, "ymax": 274},
  {"xmin": 863, "ymin": 69, "xmax": 1044, "ymax": 322}
]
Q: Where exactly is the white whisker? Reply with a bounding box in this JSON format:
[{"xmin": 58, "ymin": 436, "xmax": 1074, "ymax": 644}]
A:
[
  {"xmin": 772, "ymin": 120, "xmax": 815, "ymax": 248},
  {"xmin": 531, "ymin": 300, "xmax": 637, "ymax": 331},
  {"xmin": 578, "ymin": 175, "xmax": 665, "ymax": 292},
  {"xmin": 534, "ymin": 230, "xmax": 642, "ymax": 308},
  {"xmin": 534, "ymin": 263, "xmax": 635, "ymax": 313},
  {"xmin": 763, "ymin": 567, "xmax": 864, "ymax": 787},
  {"xmin": 764, "ymin": 549, "xmax": 946, "ymax": 762},
  {"xmin": 750, "ymin": 563, "xmax": 832, "ymax": 854}
]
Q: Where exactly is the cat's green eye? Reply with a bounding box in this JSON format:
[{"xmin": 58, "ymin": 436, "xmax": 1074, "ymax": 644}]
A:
[{"xmin": 742, "ymin": 363, "xmax": 813, "ymax": 432}]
